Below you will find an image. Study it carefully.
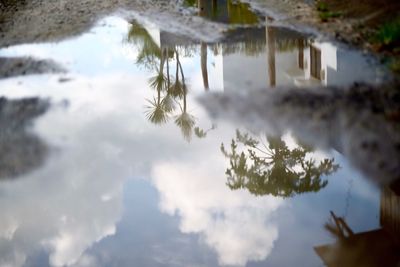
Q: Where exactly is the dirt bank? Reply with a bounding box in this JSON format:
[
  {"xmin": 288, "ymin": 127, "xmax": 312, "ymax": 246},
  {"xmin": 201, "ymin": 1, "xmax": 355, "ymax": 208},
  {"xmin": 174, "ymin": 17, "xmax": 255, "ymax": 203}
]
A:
[
  {"xmin": 0, "ymin": 0, "xmax": 237, "ymax": 48},
  {"xmin": 1, "ymin": 0, "xmax": 398, "ymax": 72}
]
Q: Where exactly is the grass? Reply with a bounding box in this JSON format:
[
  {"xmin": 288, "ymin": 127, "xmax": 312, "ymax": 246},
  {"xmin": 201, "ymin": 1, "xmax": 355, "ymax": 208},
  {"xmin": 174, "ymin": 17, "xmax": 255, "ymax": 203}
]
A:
[
  {"xmin": 389, "ymin": 58, "xmax": 400, "ymax": 74},
  {"xmin": 316, "ymin": 1, "xmax": 329, "ymax": 12},
  {"xmin": 316, "ymin": 1, "xmax": 342, "ymax": 22},
  {"xmin": 374, "ymin": 17, "xmax": 400, "ymax": 46},
  {"xmin": 319, "ymin": 11, "xmax": 342, "ymax": 22}
]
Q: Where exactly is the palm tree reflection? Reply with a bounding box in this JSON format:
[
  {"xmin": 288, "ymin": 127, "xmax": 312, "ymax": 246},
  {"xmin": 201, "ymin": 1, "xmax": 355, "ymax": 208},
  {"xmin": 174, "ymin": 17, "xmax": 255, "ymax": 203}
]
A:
[
  {"xmin": 173, "ymin": 48, "xmax": 196, "ymax": 141},
  {"xmin": 127, "ymin": 24, "xmax": 161, "ymax": 70},
  {"xmin": 128, "ymin": 22, "xmax": 200, "ymax": 141},
  {"xmin": 145, "ymin": 50, "xmax": 169, "ymax": 124},
  {"xmin": 221, "ymin": 130, "xmax": 339, "ymax": 197}
]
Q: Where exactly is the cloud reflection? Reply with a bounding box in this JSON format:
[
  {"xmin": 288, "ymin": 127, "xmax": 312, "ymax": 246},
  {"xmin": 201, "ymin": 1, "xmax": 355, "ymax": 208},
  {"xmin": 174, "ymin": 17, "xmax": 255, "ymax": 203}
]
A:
[
  {"xmin": 0, "ymin": 99, "xmax": 127, "ymax": 267},
  {"xmin": 152, "ymin": 159, "xmax": 283, "ymax": 266}
]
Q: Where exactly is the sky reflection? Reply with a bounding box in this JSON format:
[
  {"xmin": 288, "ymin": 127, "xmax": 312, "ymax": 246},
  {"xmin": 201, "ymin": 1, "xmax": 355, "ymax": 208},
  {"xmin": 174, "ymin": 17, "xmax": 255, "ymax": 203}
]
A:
[{"xmin": 0, "ymin": 16, "xmax": 392, "ymax": 267}]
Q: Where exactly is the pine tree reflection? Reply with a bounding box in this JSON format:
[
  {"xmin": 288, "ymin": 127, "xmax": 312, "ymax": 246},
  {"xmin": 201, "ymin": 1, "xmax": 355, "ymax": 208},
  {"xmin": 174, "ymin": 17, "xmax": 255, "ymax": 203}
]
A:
[
  {"xmin": 221, "ymin": 130, "xmax": 339, "ymax": 197},
  {"xmin": 194, "ymin": 124, "xmax": 217, "ymax": 139}
]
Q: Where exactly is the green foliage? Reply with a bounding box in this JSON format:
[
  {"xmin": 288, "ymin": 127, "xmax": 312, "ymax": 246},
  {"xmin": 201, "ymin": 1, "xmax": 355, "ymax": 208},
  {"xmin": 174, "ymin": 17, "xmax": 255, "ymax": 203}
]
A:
[
  {"xmin": 221, "ymin": 130, "xmax": 339, "ymax": 198},
  {"xmin": 226, "ymin": 1, "xmax": 260, "ymax": 25},
  {"xmin": 185, "ymin": 0, "xmax": 259, "ymax": 25},
  {"xmin": 276, "ymin": 39, "xmax": 308, "ymax": 52},
  {"xmin": 175, "ymin": 112, "xmax": 196, "ymax": 141},
  {"xmin": 194, "ymin": 127, "xmax": 207, "ymax": 138},
  {"xmin": 316, "ymin": 1, "xmax": 342, "ymax": 22},
  {"xmin": 375, "ymin": 17, "xmax": 400, "ymax": 46},
  {"xmin": 319, "ymin": 11, "xmax": 342, "ymax": 22},
  {"xmin": 144, "ymin": 98, "xmax": 169, "ymax": 125},
  {"xmin": 316, "ymin": 1, "xmax": 329, "ymax": 12},
  {"xmin": 128, "ymin": 22, "xmax": 217, "ymax": 142},
  {"xmin": 389, "ymin": 58, "xmax": 400, "ymax": 74},
  {"xmin": 194, "ymin": 125, "xmax": 217, "ymax": 139},
  {"xmin": 127, "ymin": 23, "xmax": 162, "ymax": 69},
  {"xmin": 183, "ymin": 0, "xmax": 197, "ymax": 7},
  {"xmin": 149, "ymin": 71, "xmax": 167, "ymax": 92}
]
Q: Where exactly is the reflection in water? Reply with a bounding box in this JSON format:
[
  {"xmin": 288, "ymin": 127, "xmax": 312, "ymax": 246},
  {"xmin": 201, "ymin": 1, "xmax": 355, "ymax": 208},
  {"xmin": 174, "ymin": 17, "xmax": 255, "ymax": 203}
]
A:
[
  {"xmin": 0, "ymin": 57, "xmax": 64, "ymax": 79},
  {"xmin": 0, "ymin": 15, "xmax": 394, "ymax": 267},
  {"xmin": 0, "ymin": 97, "xmax": 48, "ymax": 179},
  {"xmin": 0, "ymin": 94, "xmax": 126, "ymax": 267},
  {"xmin": 265, "ymin": 24, "xmax": 385, "ymax": 87},
  {"xmin": 221, "ymin": 130, "xmax": 339, "ymax": 197},
  {"xmin": 184, "ymin": 0, "xmax": 261, "ymax": 24},
  {"xmin": 152, "ymin": 159, "xmax": 282, "ymax": 266},
  {"xmin": 126, "ymin": 19, "xmax": 385, "ymax": 143},
  {"xmin": 128, "ymin": 22, "xmax": 211, "ymax": 141},
  {"xmin": 128, "ymin": 15, "xmax": 384, "ymax": 101},
  {"xmin": 315, "ymin": 186, "xmax": 400, "ymax": 267},
  {"xmin": 200, "ymin": 82, "xmax": 400, "ymax": 186},
  {"xmin": 267, "ymin": 27, "xmax": 276, "ymax": 87}
]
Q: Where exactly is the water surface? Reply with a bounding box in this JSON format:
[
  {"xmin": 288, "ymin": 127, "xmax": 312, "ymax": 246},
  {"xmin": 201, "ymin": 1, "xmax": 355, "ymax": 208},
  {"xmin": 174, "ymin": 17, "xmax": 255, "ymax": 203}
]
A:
[{"xmin": 0, "ymin": 7, "xmax": 398, "ymax": 267}]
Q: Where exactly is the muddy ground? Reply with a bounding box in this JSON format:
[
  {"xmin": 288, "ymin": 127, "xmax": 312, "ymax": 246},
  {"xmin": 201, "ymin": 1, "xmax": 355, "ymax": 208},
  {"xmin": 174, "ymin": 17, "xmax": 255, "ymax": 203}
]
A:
[
  {"xmin": 0, "ymin": 0, "xmax": 397, "ymax": 45},
  {"xmin": 0, "ymin": 0, "xmax": 235, "ymax": 48},
  {"xmin": 0, "ymin": 0, "xmax": 399, "ymax": 82},
  {"xmin": 0, "ymin": 0, "xmax": 399, "ymax": 63}
]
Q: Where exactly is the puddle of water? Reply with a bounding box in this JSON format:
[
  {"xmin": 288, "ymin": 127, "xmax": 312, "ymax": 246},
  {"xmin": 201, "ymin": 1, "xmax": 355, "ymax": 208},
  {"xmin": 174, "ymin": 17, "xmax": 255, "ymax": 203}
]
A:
[{"xmin": 0, "ymin": 12, "xmax": 398, "ymax": 267}]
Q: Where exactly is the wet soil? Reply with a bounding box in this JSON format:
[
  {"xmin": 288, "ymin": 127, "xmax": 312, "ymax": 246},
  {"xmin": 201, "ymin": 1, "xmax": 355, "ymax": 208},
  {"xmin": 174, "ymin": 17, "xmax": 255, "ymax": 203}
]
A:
[
  {"xmin": 0, "ymin": 97, "xmax": 49, "ymax": 179},
  {"xmin": 0, "ymin": 57, "xmax": 64, "ymax": 79},
  {"xmin": 0, "ymin": 0, "xmax": 232, "ymax": 48}
]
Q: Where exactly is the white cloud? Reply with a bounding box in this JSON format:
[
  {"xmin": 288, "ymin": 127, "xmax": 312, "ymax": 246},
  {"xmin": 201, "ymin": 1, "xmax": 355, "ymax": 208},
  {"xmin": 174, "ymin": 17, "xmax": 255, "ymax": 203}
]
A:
[{"xmin": 152, "ymin": 158, "xmax": 283, "ymax": 266}]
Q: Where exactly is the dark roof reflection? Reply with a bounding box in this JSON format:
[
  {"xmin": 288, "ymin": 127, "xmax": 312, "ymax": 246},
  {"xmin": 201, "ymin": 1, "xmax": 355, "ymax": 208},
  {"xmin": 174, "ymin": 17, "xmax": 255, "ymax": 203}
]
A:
[{"xmin": 315, "ymin": 186, "xmax": 400, "ymax": 267}]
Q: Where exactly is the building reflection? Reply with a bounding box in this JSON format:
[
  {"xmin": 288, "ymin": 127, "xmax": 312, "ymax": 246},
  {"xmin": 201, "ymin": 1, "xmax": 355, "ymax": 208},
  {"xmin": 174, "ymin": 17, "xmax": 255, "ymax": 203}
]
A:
[
  {"xmin": 154, "ymin": 23, "xmax": 369, "ymax": 91},
  {"xmin": 221, "ymin": 23, "xmax": 371, "ymax": 90},
  {"xmin": 126, "ymin": 6, "xmax": 381, "ymax": 141},
  {"xmin": 315, "ymin": 185, "xmax": 400, "ymax": 267}
]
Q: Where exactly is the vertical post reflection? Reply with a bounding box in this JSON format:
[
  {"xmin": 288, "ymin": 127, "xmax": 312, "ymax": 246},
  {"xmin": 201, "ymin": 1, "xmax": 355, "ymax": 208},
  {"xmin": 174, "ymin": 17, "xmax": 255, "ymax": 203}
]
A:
[
  {"xmin": 201, "ymin": 42, "xmax": 210, "ymax": 91},
  {"xmin": 267, "ymin": 26, "xmax": 276, "ymax": 87}
]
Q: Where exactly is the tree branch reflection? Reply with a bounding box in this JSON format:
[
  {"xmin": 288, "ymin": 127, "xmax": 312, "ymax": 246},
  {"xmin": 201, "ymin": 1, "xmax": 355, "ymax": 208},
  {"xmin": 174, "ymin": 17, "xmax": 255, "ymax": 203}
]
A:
[{"xmin": 221, "ymin": 130, "xmax": 339, "ymax": 197}]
